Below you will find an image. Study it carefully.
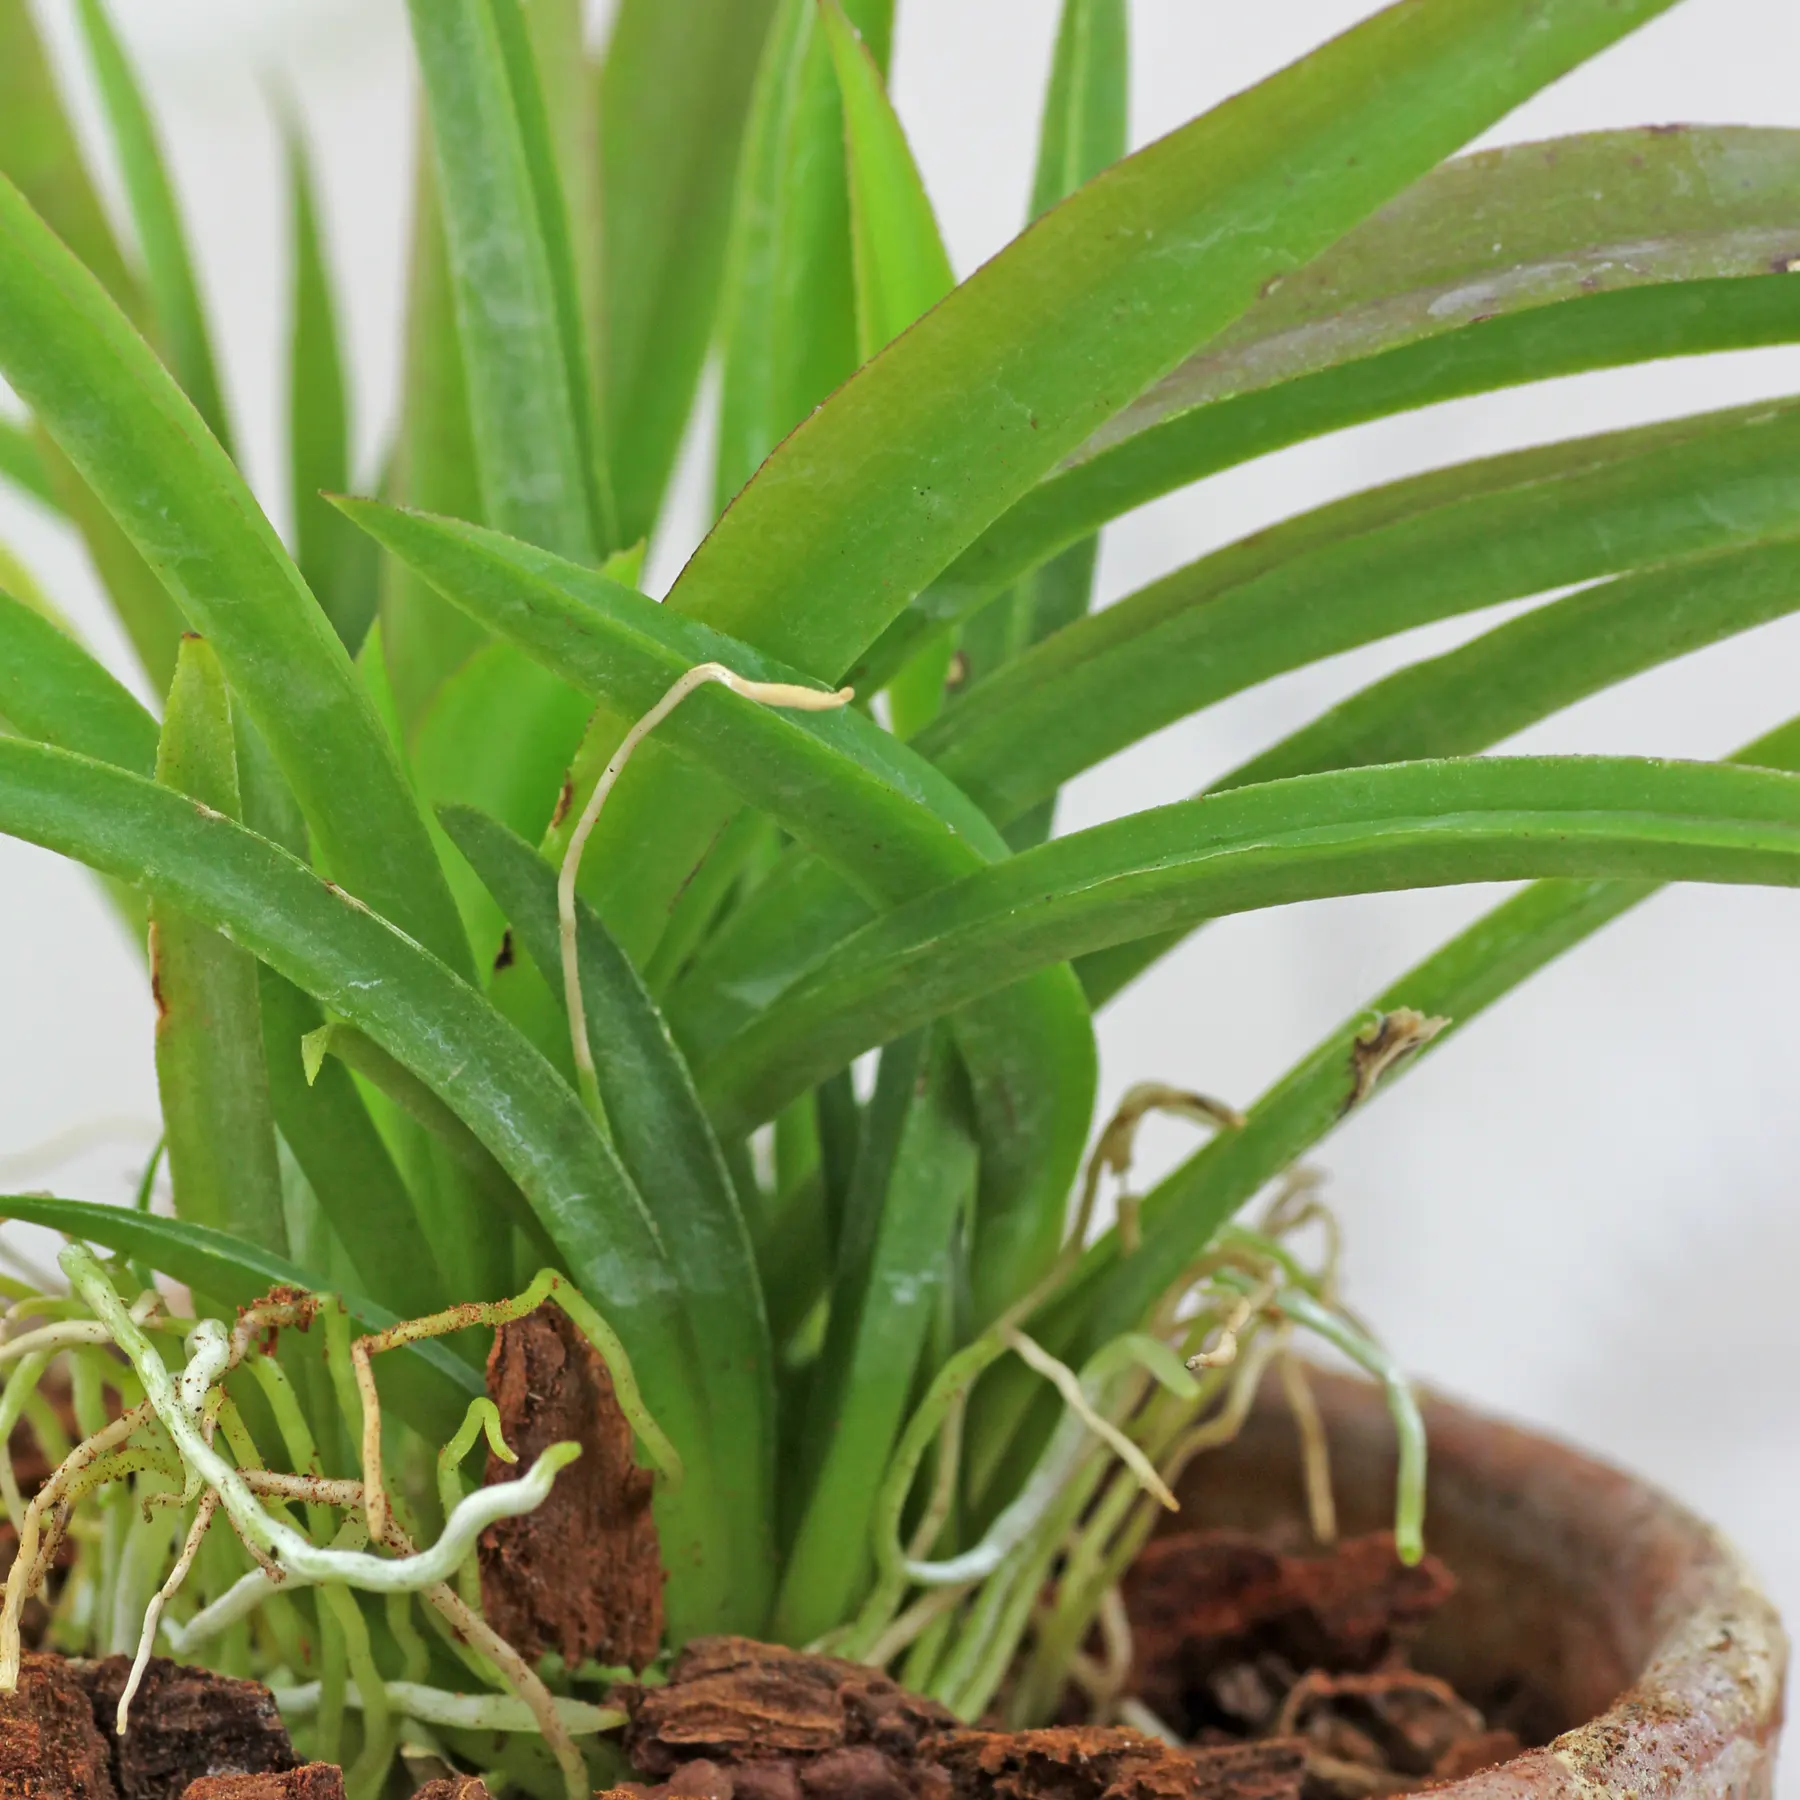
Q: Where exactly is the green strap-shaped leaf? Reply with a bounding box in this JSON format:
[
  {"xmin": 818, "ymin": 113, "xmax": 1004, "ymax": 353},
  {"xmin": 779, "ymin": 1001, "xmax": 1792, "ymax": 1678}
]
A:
[
  {"xmin": 821, "ymin": 0, "xmax": 958, "ymax": 739},
  {"xmin": 0, "ymin": 734, "xmax": 746, "ymax": 1639},
  {"xmin": 591, "ymin": 0, "xmax": 1684, "ymax": 975},
  {"xmin": 599, "ymin": 0, "xmax": 781, "ymax": 542},
  {"xmin": 0, "ymin": 595, "xmax": 449, "ymax": 1318},
  {"xmin": 1081, "ymin": 536, "xmax": 1800, "ymax": 1002},
  {"xmin": 697, "ymin": 755, "xmax": 1800, "ymax": 1136},
  {"xmin": 382, "ymin": 139, "xmax": 490, "ymax": 734},
  {"xmin": 0, "ymin": 588, "xmax": 158, "ymax": 776},
  {"xmin": 714, "ymin": 0, "xmax": 892, "ymax": 511},
  {"xmin": 0, "ymin": 0, "xmax": 137, "ymax": 315},
  {"xmin": 0, "ymin": 1196, "xmax": 478, "ymax": 1437},
  {"xmin": 920, "ymin": 395, "xmax": 1800, "ymax": 826},
  {"xmin": 440, "ymin": 804, "xmax": 777, "ymax": 1614},
  {"xmin": 343, "ymin": 498, "xmax": 1097, "ymax": 1317},
  {"xmin": 340, "ymin": 498, "xmax": 1008, "ymax": 883},
  {"xmin": 286, "ymin": 129, "xmax": 375, "ymax": 653},
  {"xmin": 0, "ymin": 172, "xmax": 470, "ymax": 977},
  {"xmin": 955, "ymin": 0, "xmax": 1127, "ymax": 842},
  {"xmin": 151, "ymin": 638, "xmax": 288, "ymax": 1256},
  {"xmin": 257, "ymin": 971, "xmax": 451, "ymax": 1321},
  {"xmin": 824, "ymin": 1, "xmax": 953, "ymax": 363},
  {"xmin": 1073, "ymin": 716, "xmax": 1800, "ymax": 1354},
  {"xmin": 775, "ymin": 1029, "xmax": 977, "ymax": 1644},
  {"xmin": 664, "ymin": 0, "xmax": 1682, "ymax": 678},
  {"xmin": 1029, "ymin": 0, "xmax": 1128, "ymax": 220},
  {"xmin": 930, "ymin": 127, "xmax": 1800, "ymax": 624},
  {"xmin": 411, "ymin": 640, "xmax": 593, "ymax": 951},
  {"xmin": 31, "ymin": 428, "xmax": 186, "ymax": 695},
  {"xmin": 75, "ymin": 0, "xmax": 232, "ymax": 449},
  {"xmin": 406, "ymin": 0, "xmax": 603, "ymax": 564},
  {"xmin": 0, "ymin": 414, "xmax": 55, "ymax": 511}
]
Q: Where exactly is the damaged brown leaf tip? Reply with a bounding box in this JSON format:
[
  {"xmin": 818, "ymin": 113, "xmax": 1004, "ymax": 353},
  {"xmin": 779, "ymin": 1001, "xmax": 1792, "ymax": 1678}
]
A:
[
  {"xmin": 1342, "ymin": 1010, "xmax": 1448, "ymax": 1116},
  {"xmin": 479, "ymin": 1303, "xmax": 663, "ymax": 1670}
]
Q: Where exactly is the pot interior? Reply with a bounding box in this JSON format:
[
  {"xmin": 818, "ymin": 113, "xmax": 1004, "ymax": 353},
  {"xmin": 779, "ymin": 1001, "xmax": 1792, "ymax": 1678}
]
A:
[{"xmin": 1165, "ymin": 1374, "xmax": 1721, "ymax": 1747}]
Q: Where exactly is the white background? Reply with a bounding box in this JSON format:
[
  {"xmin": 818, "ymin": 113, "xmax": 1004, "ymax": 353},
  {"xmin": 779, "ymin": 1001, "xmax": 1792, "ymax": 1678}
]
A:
[{"xmin": 3, "ymin": 0, "xmax": 1799, "ymax": 1749}]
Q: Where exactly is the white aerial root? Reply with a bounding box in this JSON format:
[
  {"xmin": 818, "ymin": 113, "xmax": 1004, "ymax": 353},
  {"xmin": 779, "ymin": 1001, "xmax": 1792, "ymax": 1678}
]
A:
[
  {"xmin": 117, "ymin": 1492, "xmax": 218, "ymax": 1733},
  {"xmin": 1003, "ymin": 1328, "xmax": 1176, "ymax": 1512},
  {"xmin": 557, "ymin": 661, "xmax": 852, "ymax": 1114},
  {"xmin": 55, "ymin": 1245, "xmax": 580, "ymax": 1611},
  {"xmin": 0, "ymin": 1400, "xmax": 154, "ymax": 1685},
  {"xmin": 272, "ymin": 1677, "xmax": 623, "ymax": 1737},
  {"xmin": 1278, "ymin": 1342, "xmax": 1337, "ymax": 1545}
]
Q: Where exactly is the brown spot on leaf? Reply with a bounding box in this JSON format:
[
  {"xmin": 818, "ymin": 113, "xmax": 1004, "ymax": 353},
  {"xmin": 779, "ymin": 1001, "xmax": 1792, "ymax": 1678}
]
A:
[
  {"xmin": 1341, "ymin": 1010, "xmax": 1447, "ymax": 1116},
  {"xmin": 492, "ymin": 930, "xmax": 515, "ymax": 973},
  {"xmin": 551, "ymin": 776, "xmax": 575, "ymax": 832},
  {"xmin": 479, "ymin": 1304, "xmax": 664, "ymax": 1668}
]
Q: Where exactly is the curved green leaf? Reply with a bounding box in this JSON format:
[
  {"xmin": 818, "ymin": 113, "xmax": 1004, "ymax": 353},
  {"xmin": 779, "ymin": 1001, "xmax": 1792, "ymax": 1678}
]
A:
[
  {"xmin": 0, "ymin": 0, "xmax": 137, "ymax": 316},
  {"xmin": 0, "ymin": 590, "xmax": 449, "ymax": 1318},
  {"xmin": 0, "ymin": 173, "xmax": 470, "ymax": 976},
  {"xmin": 714, "ymin": 0, "xmax": 891, "ymax": 511},
  {"xmin": 411, "ymin": 639, "xmax": 592, "ymax": 949},
  {"xmin": 340, "ymin": 498, "xmax": 1009, "ymax": 885},
  {"xmin": 0, "ymin": 734, "xmax": 749, "ymax": 1639},
  {"xmin": 1074, "ymin": 714, "xmax": 1800, "ymax": 1354},
  {"xmin": 0, "ymin": 414, "xmax": 54, "ymax": 511},
  {"xmin": 921, "ymin": 396, "xmax": 1800, "ymax": 826},
  {"xmin": 664, "ymin": 0, "xmax": 1682, "ymax": 679},
  {"xmin": 774, "ymin": 1030, "xmax": 976, "ymax": 1645},
  {"xmin": 285, "ymin": 128, "xmax": 373, "ymax": 652},
  {"xmin": 0, "ymin": 587, "xmax": 158, "ymax": 776},
  {"xmin": 825, "ymin": 0, "xmax": 953, "ymax": 364},
  {"xmin": 0, "ymin": 1195, "xmax": 478, "ymax": 1437},
  {"xmin": 697, "ymin": 755, "xmax": 1800, "ymax": 1136},
  {"xmin": 955, "ymin": 0, "xmax": 1127, "ymax": 840},
  {"xmin": 406, "ymin": 0, "xmax": 603, "ymax": 563},
  {"xmin": 344, "ymin": 498, "xmax": 1096, "ymax": 1315},
  {"xmin": 600, "ymin": 0, "xmax": 781, "ymax": 541},
  {"xmin": 822, "ymin": 0, "xmax": 958, "ymax": 738},
  {"xmin": 924, "ymin": 126, "xmax": 1800, "ymax": 628},
  {"xmin": 439, "ymin": 803, "xmax": 776, "ymax": 1603},
  {"xmin": 151, "ymin": 637, "xmax": 287, "ymax": 1256},
  {"xmin": 75, "ymin": 0, "xmax": 232, "ymax": 448},
  {"xmin": 382, "ymin": 139, "xmax": 490, "ymax": 734},
  {"xmin": 257, "ymin": 970, "xmax": 450, "ymax": 1321},
  {"xmin": 1080, "ymin": 538, "xmax": 1800, "ymax": 1002},
  {"xmin": 1030, "ymin": 0, "xmax": 1127, "ymax": 220},
  {"xmin": 595, "ymin": 0, "xmax": 1687, "ymax": 968}
]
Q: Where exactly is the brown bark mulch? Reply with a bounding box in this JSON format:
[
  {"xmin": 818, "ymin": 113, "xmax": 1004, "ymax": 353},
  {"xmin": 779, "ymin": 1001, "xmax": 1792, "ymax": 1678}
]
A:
[{"xmin": 479, "ymin": 1302, "xmax": 665, "ymax": 1670}]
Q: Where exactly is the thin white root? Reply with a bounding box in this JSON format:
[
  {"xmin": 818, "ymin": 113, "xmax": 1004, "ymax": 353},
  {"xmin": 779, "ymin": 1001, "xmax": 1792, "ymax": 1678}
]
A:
[
  {"xmin": 1278, "ymin": 1344, "xmax": 1337, "ymax": 1546},
  {"xmin": 118, "ymin": 1492, "xmax": 218, "ymax": 1734},
  {"xmin": 1003, "ymin": 1328, "xmax": 1176, "ymax": 1511},
  {"xmin": 271, "ymin": 1677, "xmax": 622, "ymax": 1737},
  {"xmin": 557, "ymin": 661, "xmax": 852, "ymax": 1112},
  {"xmin": 0, "ymin": 1401, "xmax": 153, "ymax": 1687},
  {"xmin": 1073, "ymin": 1082, "xmax": 1243, "ymax": 1254}
]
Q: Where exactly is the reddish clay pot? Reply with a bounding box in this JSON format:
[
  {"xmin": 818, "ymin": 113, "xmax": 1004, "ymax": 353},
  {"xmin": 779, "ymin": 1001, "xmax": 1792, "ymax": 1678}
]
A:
[{"xmin": 1170, "ymin": 1374, "xmax": 1786, "ymax": 1800}]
